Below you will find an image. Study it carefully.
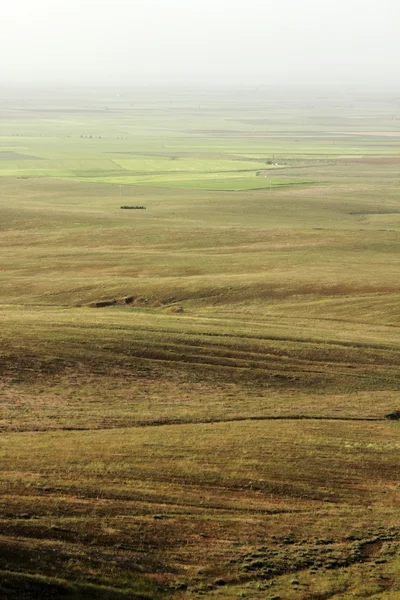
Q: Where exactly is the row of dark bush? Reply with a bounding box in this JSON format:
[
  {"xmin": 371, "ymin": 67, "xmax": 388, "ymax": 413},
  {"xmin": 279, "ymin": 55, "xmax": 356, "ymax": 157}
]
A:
[{"xmin": 120, "ymin": 205, "xmax": 146, "ymax": 209}]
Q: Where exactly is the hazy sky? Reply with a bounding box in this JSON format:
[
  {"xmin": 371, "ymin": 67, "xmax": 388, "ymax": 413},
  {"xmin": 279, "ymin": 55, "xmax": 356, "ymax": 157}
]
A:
[{"xmin": 1, "ymin": 0, "xmax": 399, "ymax": 86}]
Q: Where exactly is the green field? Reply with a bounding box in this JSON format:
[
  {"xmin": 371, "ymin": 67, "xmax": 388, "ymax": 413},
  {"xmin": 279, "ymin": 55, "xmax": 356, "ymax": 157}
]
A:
[{"xmin": 0, "ymin": 86, "xmax": 399, "ymax": 599}]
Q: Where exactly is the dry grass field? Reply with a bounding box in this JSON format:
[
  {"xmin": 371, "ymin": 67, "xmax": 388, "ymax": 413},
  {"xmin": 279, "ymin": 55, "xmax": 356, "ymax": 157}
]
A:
[{"xmin": 0, "ymin": 86, "xmax": 399, "ymax": 599}]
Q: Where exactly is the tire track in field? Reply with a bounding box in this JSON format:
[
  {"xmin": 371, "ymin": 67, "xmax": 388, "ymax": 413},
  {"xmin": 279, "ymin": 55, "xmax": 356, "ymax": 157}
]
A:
[{"xmin": 3, "ymin": 414, "xmax": 389, "ymax": 435}]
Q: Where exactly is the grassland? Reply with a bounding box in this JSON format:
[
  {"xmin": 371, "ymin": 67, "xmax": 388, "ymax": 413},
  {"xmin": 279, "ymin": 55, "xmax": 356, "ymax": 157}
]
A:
[{"xmin": 0, "ymin": 85, "xmax": 399, "ymax": 599}]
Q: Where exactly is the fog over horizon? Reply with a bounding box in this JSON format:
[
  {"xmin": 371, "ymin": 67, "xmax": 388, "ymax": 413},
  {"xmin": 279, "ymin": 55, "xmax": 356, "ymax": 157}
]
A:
[{"xmin": 1, "ymin": 0, "xmax": 399, "ymax": 87}]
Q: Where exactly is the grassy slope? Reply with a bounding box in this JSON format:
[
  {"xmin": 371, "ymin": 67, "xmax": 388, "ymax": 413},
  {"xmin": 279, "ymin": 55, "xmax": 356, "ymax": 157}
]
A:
[{"xmin": 0, "ymin": 87, "xmax": 399, "ymax": 599}]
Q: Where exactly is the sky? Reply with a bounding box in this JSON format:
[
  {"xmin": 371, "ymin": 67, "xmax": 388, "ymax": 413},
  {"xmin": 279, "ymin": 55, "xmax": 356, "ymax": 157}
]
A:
[{"xmin": 1, "ymin": 0, "xmax": 400, "ymax": 86}]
